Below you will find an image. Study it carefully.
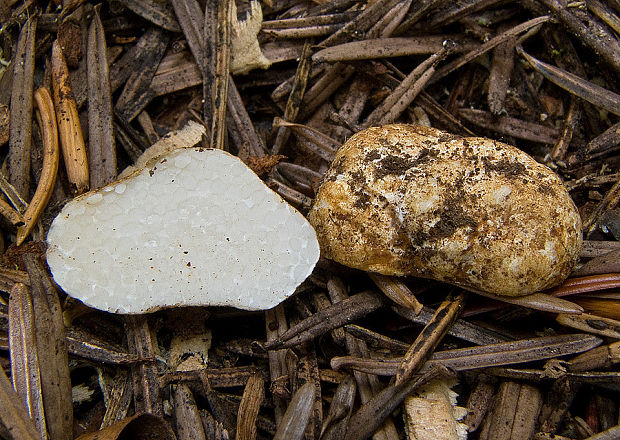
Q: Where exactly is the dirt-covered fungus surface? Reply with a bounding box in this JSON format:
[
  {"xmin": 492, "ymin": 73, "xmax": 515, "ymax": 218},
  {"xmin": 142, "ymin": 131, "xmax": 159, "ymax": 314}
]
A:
[{"xmin": 1, "ymin": 1, "xmax": 620, "ymax": 440}]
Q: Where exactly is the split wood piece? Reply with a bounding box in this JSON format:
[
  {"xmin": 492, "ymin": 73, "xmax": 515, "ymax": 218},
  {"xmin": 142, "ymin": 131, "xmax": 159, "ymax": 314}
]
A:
[
  {"xmin": 16, "ymin": 87, "xmax": 59, "ymax": 246},
  {"xmin": 331, "ymin": 334, "xmax": 603, "ymax": 376},
  {"xmin": 173, "ymin": 384, "xmax": 207, "ymax": 440},
  {"xmin": 364, "ymin": 47, "xmax": 448, "ymax": 127},
  {"xmin": 463, "ymin": 374, "xmax": 497, "ymax": 433},
  {"xmin": 519, "ymin": 48, "xmax": 620, "ymax": 117},
  {"xmin": 344, "ymin": 366, "xmax": 448, "ymax": 440},
  {"xmin": 8, "ymin": 283, "xmax": 47, "ymax": 438},
  {"xmin": 162, "ymin": 366, "xmax": 269, "ymax": 389},
  {"xmin": 23, "ymin": 253, "xmax": 73, "ymax": 440},
  {"xmin": 125, "ymin": 315, "xmax": 163, "ymax": 416},
  {"xmin": 136, "ymin": 111, "xmax": 159, "ymax": 145},
  {"xmin": 86, "ymin": 9, "xmax": 116, "ymax": 189},
  {"xmin": 320, "ymin": 375, "xmax": 356, "ymax": 440},
  {"xmin": 272, "ymin": 39, "xmax": 313, "ymax": 155},
  {"xmin": 396, "ymin": 293, "xmax": 465, "ymax": 385},
  {"xmin": 393, "ymin": 304, "xmax": 512, "ymax": 346},
  {"xmin": 0, "ymin": 357, "xmax": 40, "ymax": 440},
  {"xmin": 273, "ymin": 118, "xmax": 338, "ymax": 162},
  {"xmin": 114, "ymin": 23, "xmax": 169, "ymax": 123},
  {"xmin": 557, "ymin": 312, "xmax": 620, "ymax": 339},
  {"xmin": 265, "ymin": 305, "xmax": 288, "ymax": 424},
  {"xmin": 479, "ymin": 381, "xmax": 542, "ymax": 440},
  {"xmin": 0, "ymin": 175, "xmax": 27, "ymax": 215},
  {"xmin": 235, "ymin": 374, "xmax": 264, "ymax": 440},
  {"xmin": 226, "ymin": 76, "xmax": 266, "ymax": 160},
  {"xmin": 368, "ymin": 273, "xmax": 423, "ymax": 313},
  {"xmin": 8, "ymin": 16, "xmax": 37, "ymax": 198},
  {"xmin": 65, "ymin": 327, "xmax": 140, "ymax": 365},
  {"xmin": 273, "ymin": 382, "xmax": 315, "ymax": 440},
  {"xmin": 548, "ymin": 97, "xmax": 580, "ymax": 162},
  {"xmin": 327, "ymin": 276, "xmax": 400, "ymax": 440},
  {"xmin": 51, "ymin": 40, "xmax": 89, "ymax": 194},
  {"xmin": 487, "ymin": 29, "xmax": 515, "ymax": 114},
  {"xmin": 210, "ymin": 0, "xmax": 232, "ymax": 150},
  {"xmin": 431, "ymin": 16, "xmax": 550, "ymax": 83},
  {"xmin": 263, "ymin": 291, "xmax": 383, "ymax": 350},
  {"xmin": 457, "ymin": 108, "xmax": 561, "ymax": 144},
  {"xmin": 99, "ymin": 370, "xmax": 133, "ymax": 429},
  {"xmin": 114, "ymin": 0, "xmax": 180, "ymax": 32}
]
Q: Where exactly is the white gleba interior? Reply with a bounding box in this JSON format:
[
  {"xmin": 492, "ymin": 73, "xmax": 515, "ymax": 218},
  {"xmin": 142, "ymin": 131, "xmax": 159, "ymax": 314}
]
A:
[{"xmin": 46, "ymin": 147, "xmax": 320, "ymax": 313}]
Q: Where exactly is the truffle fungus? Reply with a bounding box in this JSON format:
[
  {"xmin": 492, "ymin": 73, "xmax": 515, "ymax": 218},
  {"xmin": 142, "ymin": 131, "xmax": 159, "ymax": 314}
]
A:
[
  {"xmin": 46, "ymin": 123, "xmax": 320, "ymax": 313},
  {"xmin": 308, "ymin": 124, "xmax": 582, "ymax": 296}
]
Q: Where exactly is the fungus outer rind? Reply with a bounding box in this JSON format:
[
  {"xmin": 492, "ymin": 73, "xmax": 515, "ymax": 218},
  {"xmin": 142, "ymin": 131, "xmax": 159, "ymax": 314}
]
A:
[{"xmin": 308, "ymin": 124, "xmax": 582, "ymax": 296}]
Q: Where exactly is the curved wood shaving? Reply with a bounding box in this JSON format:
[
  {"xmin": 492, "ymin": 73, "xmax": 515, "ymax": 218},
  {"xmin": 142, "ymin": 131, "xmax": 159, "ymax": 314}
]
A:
[{"xmin": 17, "ymin": 87, "xmax": 59, "ymax": 246}]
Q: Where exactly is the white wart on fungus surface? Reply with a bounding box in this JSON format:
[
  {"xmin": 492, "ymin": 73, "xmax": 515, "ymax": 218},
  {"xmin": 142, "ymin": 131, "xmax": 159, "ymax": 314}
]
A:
[
  {"xmin": 308, "ymin": 124, "xmax": 582, "ymax": 296},
  {"xmin": 46, "ymin": 123, "xmax": 320, "ymax": 313}
]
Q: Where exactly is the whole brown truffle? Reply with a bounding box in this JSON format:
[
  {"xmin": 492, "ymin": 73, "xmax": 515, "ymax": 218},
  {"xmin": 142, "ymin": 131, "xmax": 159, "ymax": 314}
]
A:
[{"xmin": 308, "ymin": 124, "xmax": 582, "ymax": 296}]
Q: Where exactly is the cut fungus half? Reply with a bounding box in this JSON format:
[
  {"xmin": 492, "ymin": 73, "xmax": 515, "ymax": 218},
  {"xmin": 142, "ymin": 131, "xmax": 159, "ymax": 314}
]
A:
[{"xmin": 46, "ymin": 123, "xmax": 320, "ymax": 313}]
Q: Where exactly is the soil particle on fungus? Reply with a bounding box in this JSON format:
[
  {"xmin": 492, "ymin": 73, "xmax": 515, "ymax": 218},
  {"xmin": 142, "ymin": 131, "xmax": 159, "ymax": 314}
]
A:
[{"xmin": 374, "ymin": 154, "xmax": 415, "ymax": 179}]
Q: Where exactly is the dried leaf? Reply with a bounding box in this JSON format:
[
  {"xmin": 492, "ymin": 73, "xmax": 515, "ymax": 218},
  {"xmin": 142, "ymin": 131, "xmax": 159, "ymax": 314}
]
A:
[
  {"xmin": 16, "ymin": 87, "xmax": 59, "ymax": 246},
  {"xmin": 8, "ymin": 283, "xmax": 47, "ymax": 438},
  {"xmin": 8, "ymin": 16, "xmax": 37, "ymax": 198},
  {"xmin": 273, "ymin": 382, "xmax": 315, "ymax": 440},
  {"xmin": 76, "ymin": 413, "xmax": 176, "ymax": 440},
  {"xmin": 115, "ymin": 0, "xmax": 180, "ymax": 32},
  {"xmin": 87, "ymin": 9, "xmax": 117, "ymax": 188},
  {"xmin": 52, "ymin": 40, "xmax": 89, "ymax": 194},
  {"xmin": 235, "ymin": 374, "xmax": 264, "ymax": 440},
  {"xmin": 0, "ymin": 360, "xmax": 40, "ymax": 440},
  {"xmin": 519, "ymin": 48, "xmax": 620, "ymax": 116},
  {"xmin": 23, "ymin": 254, "xmax": 73, "ymax": 440}
]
